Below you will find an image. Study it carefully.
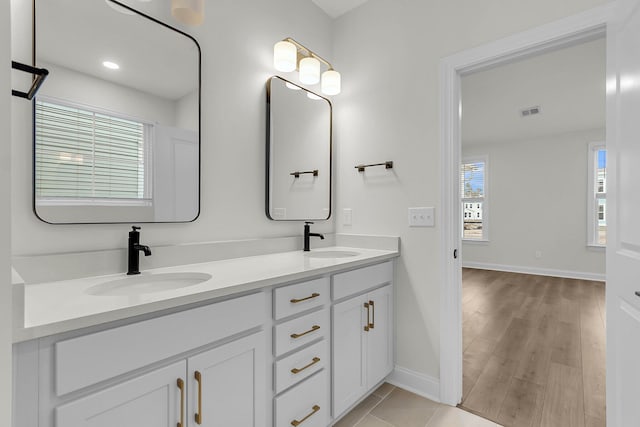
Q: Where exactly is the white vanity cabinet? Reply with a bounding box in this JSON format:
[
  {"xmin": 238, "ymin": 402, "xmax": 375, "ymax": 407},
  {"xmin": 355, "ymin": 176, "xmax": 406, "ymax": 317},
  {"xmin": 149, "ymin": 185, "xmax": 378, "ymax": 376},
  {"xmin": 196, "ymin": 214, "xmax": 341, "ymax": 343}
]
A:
[
  {"xmin": 56, "ymin": 360, "xmax": 185, "ymax": 427},
  {"xmin": 56, "ymin": 332, "xmax": 265, "ymax": 427},
  {"xmin": 15, "ymin": 292, "xmax": 267, "ymax": 427},
  {"xmin": 272, "ymin": 277, "xmax": 330, "ymax": 427},
  {"xmin": 331, "ymin": 262, "xmax": 394, "ymax": 418}
]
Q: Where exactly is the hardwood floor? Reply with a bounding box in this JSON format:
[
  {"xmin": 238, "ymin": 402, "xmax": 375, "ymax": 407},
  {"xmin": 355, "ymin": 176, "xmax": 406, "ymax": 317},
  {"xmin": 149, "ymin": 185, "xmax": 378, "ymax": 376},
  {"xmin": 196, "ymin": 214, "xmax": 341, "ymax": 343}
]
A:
[{"xmin": 460, "ymin": 269, "xmax": 606, "ymax": 427}]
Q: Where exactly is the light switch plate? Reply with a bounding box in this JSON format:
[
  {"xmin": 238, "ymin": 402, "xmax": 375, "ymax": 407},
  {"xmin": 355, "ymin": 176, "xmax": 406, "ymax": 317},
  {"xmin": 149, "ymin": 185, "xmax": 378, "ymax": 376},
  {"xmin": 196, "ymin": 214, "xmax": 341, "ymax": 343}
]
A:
[
  {"xmin": 408, "ymin": 207, "xmax": 435, "ymax": 227},
  {"xmin": 343, "ymin": 208, "xmax": 352, "ymax": 226}
]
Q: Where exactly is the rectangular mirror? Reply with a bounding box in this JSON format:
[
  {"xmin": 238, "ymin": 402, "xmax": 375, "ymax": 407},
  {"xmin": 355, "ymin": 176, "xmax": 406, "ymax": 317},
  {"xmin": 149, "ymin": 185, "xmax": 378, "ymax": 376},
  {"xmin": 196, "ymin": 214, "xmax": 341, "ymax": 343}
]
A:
[
  {"xmin": 266, "ymin": 76, "xmax": 332, "ymax": 221},
  {"xmin": 33, "ymin": 0, "xmax": 200, "ymax": 224}
]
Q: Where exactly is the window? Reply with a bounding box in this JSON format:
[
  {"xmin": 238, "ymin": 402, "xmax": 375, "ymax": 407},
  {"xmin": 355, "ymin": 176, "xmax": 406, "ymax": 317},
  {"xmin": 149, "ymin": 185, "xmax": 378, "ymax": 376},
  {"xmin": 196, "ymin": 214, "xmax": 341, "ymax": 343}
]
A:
[
  {"xmin": 35, "ymin": 99, "xmax": 152, "ymax": 205},
  {"xmin": 461, "ymin": 157, "xmax": 487, "ymax": 240},
  {"xmin": 588, "ymin": 143, "xmax": 606, "ymax": 246}
]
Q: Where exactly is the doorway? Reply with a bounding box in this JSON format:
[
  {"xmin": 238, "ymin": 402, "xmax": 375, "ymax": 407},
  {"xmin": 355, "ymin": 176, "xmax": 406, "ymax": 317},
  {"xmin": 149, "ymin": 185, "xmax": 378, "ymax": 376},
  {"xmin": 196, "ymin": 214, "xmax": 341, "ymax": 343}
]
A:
[{"xmin": 438, "ymin": 3, "xmax": 613, "ymax": 412}]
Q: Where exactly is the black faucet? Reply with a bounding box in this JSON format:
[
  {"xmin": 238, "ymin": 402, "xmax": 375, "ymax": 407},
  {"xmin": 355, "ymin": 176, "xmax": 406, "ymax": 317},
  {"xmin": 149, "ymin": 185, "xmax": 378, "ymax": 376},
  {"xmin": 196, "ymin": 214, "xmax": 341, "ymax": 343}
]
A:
[
  {"xmin": 127, "ymin": 226, "xmax": 152, "ymax": 275},
  {"xmin": 303, "ymin": 221, "xmax": 324, "ymax": 252}
]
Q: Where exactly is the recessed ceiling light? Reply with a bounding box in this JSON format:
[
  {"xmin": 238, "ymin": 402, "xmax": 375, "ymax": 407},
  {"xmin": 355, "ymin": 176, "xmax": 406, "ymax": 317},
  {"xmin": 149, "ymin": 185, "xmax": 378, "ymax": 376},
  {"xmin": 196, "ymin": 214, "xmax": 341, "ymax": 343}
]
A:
[{"xmin": 102, "ymin": 61, "xmax": 120, "ymax": 70}]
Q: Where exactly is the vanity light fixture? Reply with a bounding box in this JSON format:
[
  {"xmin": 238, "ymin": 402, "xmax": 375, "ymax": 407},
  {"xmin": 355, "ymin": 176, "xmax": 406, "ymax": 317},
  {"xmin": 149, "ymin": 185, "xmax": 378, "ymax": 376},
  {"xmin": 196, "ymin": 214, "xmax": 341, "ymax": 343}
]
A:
[
  {"xmin": 171, "ymin": 0, "xmax": 204, "ymax": 26},
  {"xmin": 273, "ymin": 37, "xmax": 341, "ymax": 96}
]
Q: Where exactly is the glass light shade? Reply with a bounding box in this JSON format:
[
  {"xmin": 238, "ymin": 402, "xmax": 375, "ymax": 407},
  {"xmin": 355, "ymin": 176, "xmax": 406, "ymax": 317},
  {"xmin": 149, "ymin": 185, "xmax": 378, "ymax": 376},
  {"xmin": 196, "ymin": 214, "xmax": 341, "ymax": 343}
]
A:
[
  {"xmin": 299, "ymin": 57, "xmax": 320, "ymax": 84},
  {"xmin": 273, "ymin": 41, "xmax": 297, "ymax": 72},
  {"xmin": 321, "ymin": 70, "xmax": 341, "ymax": 95},
  {"xmin": 171, "ymin": 0, "xmax": 204, "ymax": 26}
]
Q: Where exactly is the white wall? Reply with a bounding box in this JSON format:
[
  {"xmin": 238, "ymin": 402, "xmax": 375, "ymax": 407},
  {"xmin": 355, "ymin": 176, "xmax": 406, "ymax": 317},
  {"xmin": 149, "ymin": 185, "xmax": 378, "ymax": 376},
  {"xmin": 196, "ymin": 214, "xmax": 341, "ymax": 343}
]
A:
[
  {"xmin": 10, "ymin": 0, "xmax": 334, "ymax": 257},
  {"xmin": 38, "ymin": 62, "xmax": 177, "ymax": 126},
  {"xmin": 462, "ymin": 129, "xmax": 606, "ymax": 278},
  {"xmin": 333, "ymin": 0, "xmax": 612, "ymax": 385},
  {"xmin": 1, "ymin": 1, "xmax": 12, "ymax": 424}
]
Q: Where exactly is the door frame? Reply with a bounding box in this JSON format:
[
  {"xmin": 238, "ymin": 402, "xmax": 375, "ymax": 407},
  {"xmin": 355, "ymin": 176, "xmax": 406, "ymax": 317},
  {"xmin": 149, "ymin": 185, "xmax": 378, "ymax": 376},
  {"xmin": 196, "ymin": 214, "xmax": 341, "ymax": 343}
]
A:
[{"xmin": 438, "ymin": 4, "xmax": 614, "ymax": 405}]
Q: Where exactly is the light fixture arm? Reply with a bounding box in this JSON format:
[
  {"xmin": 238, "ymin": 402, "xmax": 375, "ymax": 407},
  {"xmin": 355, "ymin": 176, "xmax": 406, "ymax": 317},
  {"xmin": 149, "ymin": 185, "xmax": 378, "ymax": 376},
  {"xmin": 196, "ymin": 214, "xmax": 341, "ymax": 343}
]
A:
[{"xmin": 283, "ymin": 37, "xmax": 335, "ymax": 71}]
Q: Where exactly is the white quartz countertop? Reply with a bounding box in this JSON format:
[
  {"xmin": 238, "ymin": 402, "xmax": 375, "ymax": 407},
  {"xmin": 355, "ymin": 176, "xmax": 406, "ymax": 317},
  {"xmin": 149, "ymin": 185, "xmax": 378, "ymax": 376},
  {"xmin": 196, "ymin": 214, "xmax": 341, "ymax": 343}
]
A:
[{"xmin": 15, "ymin": 246, "xmax": 398, "ymax": 342}]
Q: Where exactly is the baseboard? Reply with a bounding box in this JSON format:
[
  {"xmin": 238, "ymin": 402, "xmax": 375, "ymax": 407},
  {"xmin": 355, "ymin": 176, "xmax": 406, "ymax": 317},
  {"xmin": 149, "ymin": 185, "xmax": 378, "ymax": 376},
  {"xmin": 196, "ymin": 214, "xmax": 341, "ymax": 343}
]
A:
[
  {"xmin": 387, "ymin": 365, "xmax": 441, "ymax": 403},
  {"xmin": 462, "ymin": 261, "xmax": 605, "ymax": 282}
]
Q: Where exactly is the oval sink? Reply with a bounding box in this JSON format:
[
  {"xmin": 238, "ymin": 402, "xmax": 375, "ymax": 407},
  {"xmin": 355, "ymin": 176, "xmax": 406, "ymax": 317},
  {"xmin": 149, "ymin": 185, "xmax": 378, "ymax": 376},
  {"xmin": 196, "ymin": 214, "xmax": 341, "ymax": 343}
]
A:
[
  {"xmin": 305, "ymin": 250, "xmax": 360, "ymax": 259},
  {"xmin": 86, "ymin": 272, "xmax": 212, "ymax": 296}
]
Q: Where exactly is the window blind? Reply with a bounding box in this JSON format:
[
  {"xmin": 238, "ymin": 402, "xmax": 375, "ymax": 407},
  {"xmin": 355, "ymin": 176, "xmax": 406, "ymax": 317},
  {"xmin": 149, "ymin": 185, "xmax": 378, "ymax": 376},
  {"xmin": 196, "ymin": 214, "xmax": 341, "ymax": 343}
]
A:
[
  {"xmin": 460, "ymin": 161, "xmax": 485, "ymax": 198},
  {"xmin": 35, "ymin": 100, "xmax": 146, "ymax": 201}
]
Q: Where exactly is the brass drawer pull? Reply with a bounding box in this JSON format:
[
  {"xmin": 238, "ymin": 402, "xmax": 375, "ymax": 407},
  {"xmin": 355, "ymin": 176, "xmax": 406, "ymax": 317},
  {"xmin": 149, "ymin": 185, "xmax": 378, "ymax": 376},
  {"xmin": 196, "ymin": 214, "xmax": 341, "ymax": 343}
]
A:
[
  {"xmin": 364, "ymin": 302, "xmax": 370, "ymax": 332},
  {"xmin": 291, "ymin": 357, "xmax": 321, "ymax": 374},
  {"xmin": 291, "ymin": 405, "xmax": 320, "ymax": 426},
  {"xmin": 369, "ymin": 300, "xmax": 375, "ymax": 329},
  {"xmin": 290, "ymin": 325, "xmax": 320, "ymax": 339},
  {"xmin": 290, "ymin": 293, "xmax": 320, "ymax": 304},
  {"xmin": 177, "ymin": 378, "xmax": 185, "ymax": 427},
  {"xmin": 194, "ymin": 371, "xmax": 203, "ymax": 425}
]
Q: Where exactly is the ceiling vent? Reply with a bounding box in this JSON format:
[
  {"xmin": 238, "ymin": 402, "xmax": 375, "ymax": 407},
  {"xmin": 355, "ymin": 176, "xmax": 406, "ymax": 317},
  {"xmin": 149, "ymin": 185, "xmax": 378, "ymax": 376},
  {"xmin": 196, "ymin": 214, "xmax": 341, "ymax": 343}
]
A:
[{"xmin": 520, "ymin": 106, "xmax": 541, "ymax": 117}]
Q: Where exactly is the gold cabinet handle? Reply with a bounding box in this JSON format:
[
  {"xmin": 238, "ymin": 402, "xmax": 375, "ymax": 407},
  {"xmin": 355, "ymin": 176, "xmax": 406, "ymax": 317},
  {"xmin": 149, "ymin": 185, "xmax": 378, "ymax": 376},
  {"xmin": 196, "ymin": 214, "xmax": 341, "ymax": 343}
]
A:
[
  {"xmin": 364, "ymin": 302, "xmax": 370, "ymax": 332},
  {"xmin": 177, "ymin": 378, "xmax": 185, "ymax": 427},
  {"xmin": 291, "ymin": 405, "xmax": 320, "ymax": 426},
  {"xmin": 290, "ymin": 292, "xmax": 320, "ymax": 304},
  {"xmin": 369, "ymin": 300, "xmax": 375, "ymax": 329},
  {"xmin": 291, "ymin": 357, "xmax": 321, "ymax": 374},
  {"xmin": 194, "ymin": 371, "xmax": 203, "ymax": 425},
  {"xmin": 290, "ymin": 325, "xmax": 320, "ymax": 339}
]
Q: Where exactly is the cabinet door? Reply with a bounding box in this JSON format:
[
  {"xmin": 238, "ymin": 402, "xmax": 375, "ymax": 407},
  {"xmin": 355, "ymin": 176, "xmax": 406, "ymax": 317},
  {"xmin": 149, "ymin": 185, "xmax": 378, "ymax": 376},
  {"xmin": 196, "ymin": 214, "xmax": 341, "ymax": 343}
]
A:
[
  {"xmin": 56, "ymin": 360, "xmax": 186, "ymax": 427},
  {"xmin": 332, "ymin": 296, "xmax": 367, "ymax": 417},
  {"xmin": 366, "ymin": 285, "xmax": 394, "ymax": 387},
  {"xmin": 187, "ymin": 332, "xmax": 266, "ymax": 427}
]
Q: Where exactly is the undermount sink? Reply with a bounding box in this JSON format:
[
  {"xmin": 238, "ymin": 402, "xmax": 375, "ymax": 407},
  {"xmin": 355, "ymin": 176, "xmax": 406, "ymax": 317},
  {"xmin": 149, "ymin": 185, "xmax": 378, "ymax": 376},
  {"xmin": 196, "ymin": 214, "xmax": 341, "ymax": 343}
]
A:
[
  {"xmin": 86, "ymin": 272, "xmax": 212, "ymax": 296},
  {"xmin": 305, "ymin": 250, "xmax": 360, "ymax": 259}
]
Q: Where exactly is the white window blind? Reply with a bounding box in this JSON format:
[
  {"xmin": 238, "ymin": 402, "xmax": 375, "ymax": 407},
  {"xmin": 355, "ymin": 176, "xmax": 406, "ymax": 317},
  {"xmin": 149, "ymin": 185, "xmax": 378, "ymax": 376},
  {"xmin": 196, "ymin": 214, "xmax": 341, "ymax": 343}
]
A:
[
  {"xmin": 461, "ymin": 158, "xmax": 487, "ymax": 240},
  {"xmin": 588, "ymin": 143, "xmax": 606, "ymax": 246},
  {"xmin": 35, "ymin": 100, "xmax": 149, "ymax": 203}
]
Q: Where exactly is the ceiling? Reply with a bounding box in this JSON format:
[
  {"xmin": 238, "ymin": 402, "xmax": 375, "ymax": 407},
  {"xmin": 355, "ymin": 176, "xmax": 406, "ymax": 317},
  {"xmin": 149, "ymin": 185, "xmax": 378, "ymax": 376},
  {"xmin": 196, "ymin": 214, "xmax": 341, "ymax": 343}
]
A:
[
  {"xmin": 461, "ymin": 37, "xmax": 606, "ymax": 146},
  {"xmin": 311, "ymin": 0, "xmax": 370, "ymax": 18},
  {"xmin": 37, "ymin": 0, "xmax": 199, "ymax": 101}
]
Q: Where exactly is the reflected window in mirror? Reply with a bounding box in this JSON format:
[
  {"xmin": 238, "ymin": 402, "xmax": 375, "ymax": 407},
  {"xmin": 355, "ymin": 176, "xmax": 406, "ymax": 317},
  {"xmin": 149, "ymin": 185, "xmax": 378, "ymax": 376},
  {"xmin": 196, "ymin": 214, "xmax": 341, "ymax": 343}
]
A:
[
  {"xmin": 266, "ymin": 76, "xmax": 332, "ymax": 221},
  {"xmin": 33, "ymin": 0, "xmax": 200, "ymax": 224}
]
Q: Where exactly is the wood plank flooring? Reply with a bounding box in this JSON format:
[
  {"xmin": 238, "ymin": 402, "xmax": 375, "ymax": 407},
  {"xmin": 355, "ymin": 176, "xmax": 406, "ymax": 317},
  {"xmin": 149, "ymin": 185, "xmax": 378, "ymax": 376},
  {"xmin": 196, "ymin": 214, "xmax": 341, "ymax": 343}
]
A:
[{"xmin": 460, "ymin": 269, "xmax": 606, "ymax": 427}]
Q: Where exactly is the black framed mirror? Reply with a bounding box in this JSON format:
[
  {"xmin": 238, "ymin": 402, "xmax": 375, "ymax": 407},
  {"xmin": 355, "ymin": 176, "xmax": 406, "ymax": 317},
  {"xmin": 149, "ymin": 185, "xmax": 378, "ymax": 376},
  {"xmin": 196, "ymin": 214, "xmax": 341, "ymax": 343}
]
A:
[
  {"xmin": 266, "ymin": 76, "xmax": 332, "ymax": 221},
  {"xmin": 33, "ymin": 0, "xmax": 201, "ymax": 224}
]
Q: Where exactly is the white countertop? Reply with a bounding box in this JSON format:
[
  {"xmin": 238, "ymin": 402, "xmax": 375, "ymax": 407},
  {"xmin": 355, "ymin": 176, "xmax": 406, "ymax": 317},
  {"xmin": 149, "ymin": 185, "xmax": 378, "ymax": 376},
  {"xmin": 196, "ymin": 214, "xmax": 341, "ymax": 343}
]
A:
[{"xmin": 15, "ymin": 246, "xmax": 398, "ymax": 342}]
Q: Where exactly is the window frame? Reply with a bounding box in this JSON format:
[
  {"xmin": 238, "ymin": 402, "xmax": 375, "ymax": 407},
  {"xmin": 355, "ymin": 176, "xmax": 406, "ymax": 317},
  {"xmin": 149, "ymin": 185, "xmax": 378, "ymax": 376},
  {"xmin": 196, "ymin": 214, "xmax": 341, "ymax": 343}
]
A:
[
  {"xmin": 34, "ymin": 96, "xmax": 154, "ymax": 207},
  {"xmin": 587, "ymin": 142, "xmax": 606, "ymax": 248},
  {"xmin": 461, "ymin": 155, "xmax": 489, "ymax": 242}
]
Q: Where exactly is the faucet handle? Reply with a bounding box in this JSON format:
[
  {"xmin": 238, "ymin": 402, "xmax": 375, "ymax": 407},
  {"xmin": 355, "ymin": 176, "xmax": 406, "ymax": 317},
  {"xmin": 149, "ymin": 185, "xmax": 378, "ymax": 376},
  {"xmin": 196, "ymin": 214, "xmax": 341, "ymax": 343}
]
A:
[
  {"xmin": 305, "ymin": 221, "xmax": 314, "ymax": 225},
  {"xmin": 131, "ymin": 225, "xmax": 141, "ymax": 231}
]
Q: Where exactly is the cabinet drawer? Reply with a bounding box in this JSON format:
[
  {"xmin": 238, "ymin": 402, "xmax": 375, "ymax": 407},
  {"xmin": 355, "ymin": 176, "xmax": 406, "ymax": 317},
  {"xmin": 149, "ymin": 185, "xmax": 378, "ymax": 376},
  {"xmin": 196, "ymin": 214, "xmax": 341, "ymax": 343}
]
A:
[
  {"xmin": 55, "ymin": 292, "xmax": 265, "ymax": 396},
  {"xmin": 274, "ymin": 308, "xmax": 329, "ymax": 357},
  {"xmin": 275, "ymin": 370, "xmax": 327, "ymax": 427},
  {"xmin": 275, "ymin": 340, "xmax": 327, "ymax": 394},
  {"xmin": 332, "ymin": 261, "xmax": 393, "ymax": 301},
  {"xmin": 274, "ymin": 277, "xmax": 329, "ymax": 320}
]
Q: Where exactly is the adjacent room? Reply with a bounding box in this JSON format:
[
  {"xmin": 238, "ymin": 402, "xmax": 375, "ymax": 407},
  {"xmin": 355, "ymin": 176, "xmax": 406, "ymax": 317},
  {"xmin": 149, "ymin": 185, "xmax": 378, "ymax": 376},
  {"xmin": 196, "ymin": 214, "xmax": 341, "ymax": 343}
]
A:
[{"xmin": 459, "ymin": 38, "xmax": 606, "ymax": 426}]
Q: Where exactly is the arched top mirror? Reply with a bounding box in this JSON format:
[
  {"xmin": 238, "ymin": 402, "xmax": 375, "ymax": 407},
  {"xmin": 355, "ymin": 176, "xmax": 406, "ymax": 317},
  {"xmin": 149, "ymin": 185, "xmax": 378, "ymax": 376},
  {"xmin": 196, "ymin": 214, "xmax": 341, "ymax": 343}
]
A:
[
  {"xmin": 266, "ymin": 76, "xmax": 332, "ymax": 221},
  {"xmin": 33, "ymin": 0, "xmax": 201, "ymax": 224}
]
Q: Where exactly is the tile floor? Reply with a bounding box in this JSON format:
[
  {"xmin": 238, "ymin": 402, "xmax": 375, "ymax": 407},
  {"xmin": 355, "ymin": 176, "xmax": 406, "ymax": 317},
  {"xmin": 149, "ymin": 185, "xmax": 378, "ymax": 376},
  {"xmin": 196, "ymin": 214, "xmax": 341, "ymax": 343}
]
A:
[{"xmin": 334, "ymin": 383, "xmax": 502, "ymax": 427}]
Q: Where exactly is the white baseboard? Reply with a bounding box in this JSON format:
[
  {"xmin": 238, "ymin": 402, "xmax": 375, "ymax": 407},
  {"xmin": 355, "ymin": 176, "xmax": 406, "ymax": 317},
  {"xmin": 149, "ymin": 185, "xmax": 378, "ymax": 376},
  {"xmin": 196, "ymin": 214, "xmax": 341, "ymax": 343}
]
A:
[
  {"xmin": 387, "ymin": 365, "xmax": 441, "ymax": 403},
  {"xmin": 462, "ymin": 261, "xmax": 605, "ymax": 282}
]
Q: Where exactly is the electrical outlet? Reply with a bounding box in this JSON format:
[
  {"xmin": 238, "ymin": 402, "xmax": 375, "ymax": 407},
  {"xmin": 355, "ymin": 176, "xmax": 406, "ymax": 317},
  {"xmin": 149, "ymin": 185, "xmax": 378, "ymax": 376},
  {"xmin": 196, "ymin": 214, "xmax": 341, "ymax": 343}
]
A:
[
  {"xmin": 343, "ymin": 208, "xmax": 352, "ymax": 226},
  {"xmin": 408, "ymin": 207, "xmax": 435, "ymax": 227}
]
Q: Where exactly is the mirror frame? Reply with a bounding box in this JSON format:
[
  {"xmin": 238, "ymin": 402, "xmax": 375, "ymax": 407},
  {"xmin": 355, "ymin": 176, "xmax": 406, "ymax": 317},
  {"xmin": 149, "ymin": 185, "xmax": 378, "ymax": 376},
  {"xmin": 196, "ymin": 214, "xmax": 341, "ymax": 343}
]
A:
[
  {"xmin": 265, "ymin": 76, "xmax": 333, "ymax": 221},
  {"xmin": 31, "ymin": 0, "xmax": 202, "ymax": 224}
]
